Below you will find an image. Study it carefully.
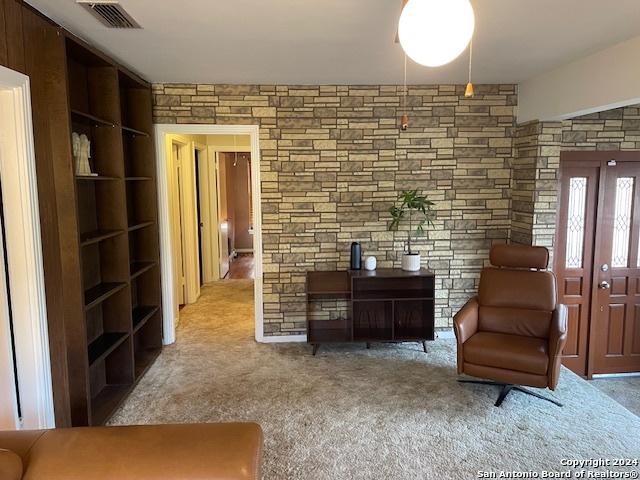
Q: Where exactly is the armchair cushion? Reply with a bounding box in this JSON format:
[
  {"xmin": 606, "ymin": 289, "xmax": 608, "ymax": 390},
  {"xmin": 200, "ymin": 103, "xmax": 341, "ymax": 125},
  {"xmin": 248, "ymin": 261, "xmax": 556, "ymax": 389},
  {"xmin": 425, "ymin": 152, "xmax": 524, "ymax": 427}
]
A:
[{"xmin": 464, "ymin": 332, "xmax": 549, "ymax": 375}]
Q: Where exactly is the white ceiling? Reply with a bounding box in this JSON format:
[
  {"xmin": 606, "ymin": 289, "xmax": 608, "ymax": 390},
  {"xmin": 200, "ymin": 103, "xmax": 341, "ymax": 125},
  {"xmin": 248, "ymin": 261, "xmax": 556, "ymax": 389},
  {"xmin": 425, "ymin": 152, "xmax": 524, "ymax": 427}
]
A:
[{"xmin": 26, "ymin": 0, "xmax": 640, "ymax": 85}]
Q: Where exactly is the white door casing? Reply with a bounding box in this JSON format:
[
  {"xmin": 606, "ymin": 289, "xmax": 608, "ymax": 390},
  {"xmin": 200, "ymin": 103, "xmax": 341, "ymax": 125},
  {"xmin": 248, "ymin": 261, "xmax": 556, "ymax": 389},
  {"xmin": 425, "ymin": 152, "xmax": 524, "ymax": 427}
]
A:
[
  {"xmin": 0, "ymin": 216, "xmax": 19, "ymax": 429},
  {"xmin": 0, "ymin": 65, "xmax": 55, "ymax": 428},
  {"xmin": 170, "ymin": 142, "xmax": 186, "ymax": 306},
  {"xmin": 155, "ymin": 124, "xmax": 273, "ymax": 344}
]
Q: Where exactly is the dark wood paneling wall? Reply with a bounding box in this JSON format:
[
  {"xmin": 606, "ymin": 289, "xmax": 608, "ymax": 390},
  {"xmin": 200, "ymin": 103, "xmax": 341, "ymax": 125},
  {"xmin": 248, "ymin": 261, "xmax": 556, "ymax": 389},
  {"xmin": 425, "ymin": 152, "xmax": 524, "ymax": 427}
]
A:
[
  {"xmin": 0, "ymin": 0, "xmax": 161, "ymax": 426},
  {"xmin": 1, "ymin": 0, "xmax": 80, "ymax": 427},
  {"xmin": 0, "ymin": 0, "xmax": 25, "ymax": 73}
]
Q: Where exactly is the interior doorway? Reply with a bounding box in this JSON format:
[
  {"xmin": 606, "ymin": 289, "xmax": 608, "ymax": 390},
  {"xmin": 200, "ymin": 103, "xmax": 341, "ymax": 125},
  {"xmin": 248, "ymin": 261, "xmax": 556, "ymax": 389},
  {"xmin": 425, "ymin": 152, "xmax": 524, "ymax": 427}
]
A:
[
  {"xmin": 555, "ymin": 151, "xmax": 640, "ymax": 377},
  {"xmin": 158, "ymin": 127, "xmax": 262, "ymax": 344}
]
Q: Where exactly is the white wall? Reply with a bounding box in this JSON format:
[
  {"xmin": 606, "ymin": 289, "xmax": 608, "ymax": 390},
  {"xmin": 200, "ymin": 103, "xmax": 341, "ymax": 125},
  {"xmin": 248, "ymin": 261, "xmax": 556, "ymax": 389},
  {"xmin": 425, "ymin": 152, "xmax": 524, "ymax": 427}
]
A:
[{"xmin": 518, "ymin": 35, "xmax": 640, "ymax": 122}]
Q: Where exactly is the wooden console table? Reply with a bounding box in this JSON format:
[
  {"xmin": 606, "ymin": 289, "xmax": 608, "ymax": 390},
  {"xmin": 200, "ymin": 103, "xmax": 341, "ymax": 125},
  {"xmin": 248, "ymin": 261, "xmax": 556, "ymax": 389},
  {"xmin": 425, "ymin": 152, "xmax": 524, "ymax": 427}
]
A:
[{"xmin": 306, "ymin": 269, "xmax": 435, "ymax": 355}]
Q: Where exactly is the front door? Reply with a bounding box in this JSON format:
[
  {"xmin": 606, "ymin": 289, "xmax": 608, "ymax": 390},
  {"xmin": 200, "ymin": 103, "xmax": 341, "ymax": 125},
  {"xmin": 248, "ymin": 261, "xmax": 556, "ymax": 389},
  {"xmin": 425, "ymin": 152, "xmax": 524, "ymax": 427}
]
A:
[{"xmin": 555, "ymin": 151, "xmax": 640, "ymax": 376}]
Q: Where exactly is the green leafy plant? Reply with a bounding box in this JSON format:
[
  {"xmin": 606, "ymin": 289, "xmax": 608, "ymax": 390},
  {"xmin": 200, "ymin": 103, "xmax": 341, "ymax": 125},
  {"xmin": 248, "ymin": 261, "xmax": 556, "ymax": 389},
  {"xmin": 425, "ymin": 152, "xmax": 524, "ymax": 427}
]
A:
[{"xmin": 388, "ymin": 190, "xmax": 435, "ymax": 254}]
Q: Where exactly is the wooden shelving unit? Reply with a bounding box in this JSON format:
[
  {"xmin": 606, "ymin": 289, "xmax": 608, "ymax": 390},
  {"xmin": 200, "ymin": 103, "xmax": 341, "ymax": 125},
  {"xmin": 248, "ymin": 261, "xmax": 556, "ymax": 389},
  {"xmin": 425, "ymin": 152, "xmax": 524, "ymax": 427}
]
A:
[
  {"xmin": 306, "ymin": 269, "xmax": 435, "ymax": 355},
  {"xmin": 66, "ymin": 36, "xmax": 162, "ymax": 425}
]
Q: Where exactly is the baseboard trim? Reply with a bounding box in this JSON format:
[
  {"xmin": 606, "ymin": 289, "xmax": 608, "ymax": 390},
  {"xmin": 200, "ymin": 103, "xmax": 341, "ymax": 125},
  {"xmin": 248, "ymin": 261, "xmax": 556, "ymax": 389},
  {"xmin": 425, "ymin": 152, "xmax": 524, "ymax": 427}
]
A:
[
  {"xmin": 258, "ymin": 334, "xmax": 307, "ymax": 343},
  {"xmin": 258, "ymin": 330, "xmax": 454, "ymax": 343},
  {"xmin": 592, "ymin": 372, "xmax": 640, "ymax": 379},
  {"xmin": 435, "ymin": 328, "xmax": 455, "ymax": 339}
]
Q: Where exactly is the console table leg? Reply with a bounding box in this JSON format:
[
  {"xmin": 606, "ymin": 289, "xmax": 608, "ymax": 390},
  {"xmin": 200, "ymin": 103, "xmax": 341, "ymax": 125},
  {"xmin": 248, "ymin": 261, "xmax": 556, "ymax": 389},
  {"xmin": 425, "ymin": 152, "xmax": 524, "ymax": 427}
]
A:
[
  {"xmin": 422, "ymin": 341, "xmax": 428, "ymax": 353},
  {"xmin": 312, "ymin": 344, "xmax": 320, "ymax": 356}
]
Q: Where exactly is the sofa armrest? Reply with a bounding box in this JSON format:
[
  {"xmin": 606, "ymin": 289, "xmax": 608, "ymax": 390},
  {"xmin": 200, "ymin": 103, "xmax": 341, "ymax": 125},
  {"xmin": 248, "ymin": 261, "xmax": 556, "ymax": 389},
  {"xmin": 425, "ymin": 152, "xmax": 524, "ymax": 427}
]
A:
[
  {"xmin": 0, "ymin": 449, "xmax": 22, "ymax": 480},
  {"xmin": 548, "ymin": 304, "xmax": 568, "ymax": 390},
  {"xmin": 3, "ymin": 423, "xmax": 263, "ymax": 480},
  {"xmin": 453, "ymin": 296, "xmax": 479, "ymax": 345}
]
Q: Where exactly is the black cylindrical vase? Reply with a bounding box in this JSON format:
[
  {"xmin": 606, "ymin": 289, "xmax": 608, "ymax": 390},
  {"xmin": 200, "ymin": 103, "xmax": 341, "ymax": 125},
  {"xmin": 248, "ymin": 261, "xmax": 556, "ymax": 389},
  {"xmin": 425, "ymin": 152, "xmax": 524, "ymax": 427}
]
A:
[{"xmin": 350, "ymin": 242, "xmax": 362, "ymax": 270}]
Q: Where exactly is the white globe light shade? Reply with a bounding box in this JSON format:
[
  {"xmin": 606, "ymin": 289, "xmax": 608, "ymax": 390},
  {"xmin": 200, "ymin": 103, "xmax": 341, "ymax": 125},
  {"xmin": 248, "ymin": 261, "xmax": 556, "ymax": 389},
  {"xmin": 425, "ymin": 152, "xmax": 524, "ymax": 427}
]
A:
[{"xmin": 398, "ymin": 0, "xmax": 475, "ymax": 67}]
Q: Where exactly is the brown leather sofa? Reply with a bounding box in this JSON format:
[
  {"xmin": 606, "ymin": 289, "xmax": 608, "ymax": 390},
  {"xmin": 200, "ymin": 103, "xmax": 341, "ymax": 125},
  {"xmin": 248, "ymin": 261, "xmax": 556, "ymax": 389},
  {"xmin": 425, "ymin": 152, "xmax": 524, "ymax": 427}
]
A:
[
  {"xmin": 0, "ymin": 423, "xmax": 262, "ymax": 480},
  {"xmin": 453, "ymin": 244, "xmax": 568, "ymax": 406}
]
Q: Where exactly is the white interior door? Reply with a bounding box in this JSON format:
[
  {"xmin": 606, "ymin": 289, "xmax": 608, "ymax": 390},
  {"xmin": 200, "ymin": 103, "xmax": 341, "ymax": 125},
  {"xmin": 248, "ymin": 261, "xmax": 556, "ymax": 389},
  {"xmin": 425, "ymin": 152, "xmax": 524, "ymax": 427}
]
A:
[
  {"xmin": 197, "ymin": 147, "xmax": 220, "ymax": 283},
  {"xmin": 171, "ymin": 143, "xmax": 186, "ymax": 305},
  {"xmin": 217, "ymin": 152, "xmax": 230, "ymax": 278},
  {"xmin": 0, "ymin": 207, "xmax": 20, "ymax": 429}
]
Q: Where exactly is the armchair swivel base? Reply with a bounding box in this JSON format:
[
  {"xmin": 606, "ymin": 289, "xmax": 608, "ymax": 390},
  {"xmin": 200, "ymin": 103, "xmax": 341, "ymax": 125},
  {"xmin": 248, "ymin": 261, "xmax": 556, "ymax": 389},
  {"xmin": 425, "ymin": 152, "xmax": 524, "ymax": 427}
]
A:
[{"xmin": 458, "ymin": 379, "xmax": 563, "ymax": 407}]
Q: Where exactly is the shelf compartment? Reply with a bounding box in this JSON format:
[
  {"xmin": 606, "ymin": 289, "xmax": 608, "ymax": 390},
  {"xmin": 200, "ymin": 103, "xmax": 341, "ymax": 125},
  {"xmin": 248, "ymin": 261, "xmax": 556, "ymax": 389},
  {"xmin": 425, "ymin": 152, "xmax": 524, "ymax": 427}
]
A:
[
  {"xmin": 89, "ymin": 336, "xmax": 133, "ymax": 425},
  {"xmin": 88, "ymin": 331, "xmax": 128, "ymax": 365},
  {"xmin": 122, "ymin": 125, "xmax": 149, "ymax": 137},
  {"xmin": 90, "ymin": 384, "xmax": 130, "ymax": 426},
  {"xmin": 306, "ymin": 271, "xmax": 351, "ymax": 298},
  {"xmin": 308, "ymin": 319, "xmax": 351, "ymax": 343},
  {"xmin": 132, "ymin": 305, "xmax": 159, "ymax": 333},
  {"xmin": 130, "ymin": 266, "xmax": 161, "ymax": 312},
  {"xmin": 134, "ymin": 346, "xmax": 161, "ymax": 379},
  {"xmin": 76, "ymin": 175, "xmax": 119, "ymax": 181},
  {"xmin": 353, "ymin": 300, "xmax": 393, "ymax": 341},
  {"xmin": 76, "ymin": 179, "xmax": 127, "ymax": 235},
  {"xmin": 133, "ymin": 310, "xmax": 162, "ymax": 379},
  {"xmin": 130, "ymin": 261, "xmax": 156, "ymax": 280},
  {"xmin": 80, "ymin": 229, "xmax": 124, "ymax": 247},
  {"xmin": 352, "ymin": 276, "xmax": 435, "ymax": 300},
  {"xmin": 128, "ymin": 221, "xmax": 154, "ymax": 232},
  {"xmin": 394, "ymin": 299, "xmax": 435, "ymax": 341},
  {"xmin": 84, "ymin": 282, "xmax": 127, "ymax": 310},
  {"xmin": 71, "ymin": 109, "xmax": 114, "ymax": 128}
]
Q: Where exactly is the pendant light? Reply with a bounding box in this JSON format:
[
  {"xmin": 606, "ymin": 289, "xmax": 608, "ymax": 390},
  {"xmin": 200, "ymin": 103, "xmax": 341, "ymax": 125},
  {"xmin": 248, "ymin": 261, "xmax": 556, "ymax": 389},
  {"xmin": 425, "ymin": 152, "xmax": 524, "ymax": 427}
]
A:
[
  {"xmin": 398, "ymin": 0, "xmax": 475, "ymax": 67},
  {"xmin": 233, "ymin": 135, "xmax": 238, "ymax": 167},
  {"xmin": 465, "ymin": 39, "xmax": 474, "ymax": 97},
  {"xmin": 400, "ymin": 53, "xmax": 409, "ymax": 130}
]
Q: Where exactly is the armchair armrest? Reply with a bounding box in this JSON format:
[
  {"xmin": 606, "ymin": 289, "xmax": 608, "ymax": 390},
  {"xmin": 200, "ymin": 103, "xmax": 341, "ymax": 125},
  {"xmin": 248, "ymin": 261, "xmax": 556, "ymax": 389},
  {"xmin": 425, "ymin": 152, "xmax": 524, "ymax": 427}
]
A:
[
  {"xmin": 453, "ymin": 296, "xmax": 479, "ymax": 374},
  {"xmin": 548, "ymin": 304, "xmax": 568, "ymax": 390},
  {"xmin": 453, "ymin": 296, "xmax": 479, "ymax": 345},
  {"xmin": 549, "ymin": 304, "xmax": 568, "ymax": 357}
]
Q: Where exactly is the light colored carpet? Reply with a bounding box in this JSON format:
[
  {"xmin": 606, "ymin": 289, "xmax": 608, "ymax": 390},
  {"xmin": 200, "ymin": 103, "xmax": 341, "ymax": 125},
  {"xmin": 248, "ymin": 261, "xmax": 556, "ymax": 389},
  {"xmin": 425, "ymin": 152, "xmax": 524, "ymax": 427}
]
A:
[
  {"xmin": 592, "ymin": 377, "xmax": 640, "ymax": 417},
  {"xmin": 110, "ymin": 280, "xmax": 640, "ymax": 479}
]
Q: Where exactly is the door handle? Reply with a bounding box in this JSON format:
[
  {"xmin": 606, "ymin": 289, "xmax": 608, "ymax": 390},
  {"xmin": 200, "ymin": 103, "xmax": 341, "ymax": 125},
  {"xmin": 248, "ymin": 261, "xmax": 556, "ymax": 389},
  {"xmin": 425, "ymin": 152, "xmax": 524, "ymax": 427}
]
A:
[{"xmin": 598, "ymin": 281, "xmax": 610, "ymax": 290}]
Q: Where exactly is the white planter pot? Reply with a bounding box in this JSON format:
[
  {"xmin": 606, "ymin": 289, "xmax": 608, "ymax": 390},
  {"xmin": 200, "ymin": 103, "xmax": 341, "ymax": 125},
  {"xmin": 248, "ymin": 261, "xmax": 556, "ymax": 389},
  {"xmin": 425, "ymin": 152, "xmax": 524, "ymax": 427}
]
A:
[{"xmin": 401, "ymin": 253, "xmax": 421, "ymax": 271}]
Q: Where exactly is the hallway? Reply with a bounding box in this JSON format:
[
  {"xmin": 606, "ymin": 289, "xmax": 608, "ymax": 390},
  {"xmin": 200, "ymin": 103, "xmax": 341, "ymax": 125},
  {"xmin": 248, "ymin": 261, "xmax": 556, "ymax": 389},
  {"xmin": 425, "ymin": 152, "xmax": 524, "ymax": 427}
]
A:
[{"xmin": 227, "ymin": 253, "xmax": 254, "ymax": 280}]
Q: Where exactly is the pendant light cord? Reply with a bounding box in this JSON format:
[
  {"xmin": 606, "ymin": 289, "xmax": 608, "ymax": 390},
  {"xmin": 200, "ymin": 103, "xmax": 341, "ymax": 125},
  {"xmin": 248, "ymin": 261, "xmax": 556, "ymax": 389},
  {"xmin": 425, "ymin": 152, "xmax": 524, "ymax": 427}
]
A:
[
  {"xmin": 468, "ymin": 39, "xmax": 473, "ymax": 84},
  {"xmin": 403, "ymin": 53, "xmax": 407, "ymax": 114}
]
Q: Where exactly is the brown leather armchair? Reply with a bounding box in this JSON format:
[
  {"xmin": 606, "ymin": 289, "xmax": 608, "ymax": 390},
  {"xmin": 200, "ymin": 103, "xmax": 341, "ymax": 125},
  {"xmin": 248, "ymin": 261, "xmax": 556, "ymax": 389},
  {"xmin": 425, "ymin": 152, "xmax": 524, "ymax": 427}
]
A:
[
  {"xmin": 453, "ymin": 244, "xmax": 568, "ymax": 407},
  {"xmin": 0, "ymin": 423, "xmax": 263, "ymax": 480}
]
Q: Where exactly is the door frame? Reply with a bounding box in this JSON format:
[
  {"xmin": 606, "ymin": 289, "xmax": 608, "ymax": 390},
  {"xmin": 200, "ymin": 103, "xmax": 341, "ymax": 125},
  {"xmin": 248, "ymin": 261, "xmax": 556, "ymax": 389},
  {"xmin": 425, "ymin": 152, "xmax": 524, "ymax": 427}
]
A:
[
  {"xmin": 155, "ymin": 124, "xmax": 264, "ymax": 344},
  {"xmin": 555, "ymin": 150, "xmax": 640, "ymax": 378},
  {"xmin": 0, "ymin": 66, "xmax": 54, "ymax": 428}
]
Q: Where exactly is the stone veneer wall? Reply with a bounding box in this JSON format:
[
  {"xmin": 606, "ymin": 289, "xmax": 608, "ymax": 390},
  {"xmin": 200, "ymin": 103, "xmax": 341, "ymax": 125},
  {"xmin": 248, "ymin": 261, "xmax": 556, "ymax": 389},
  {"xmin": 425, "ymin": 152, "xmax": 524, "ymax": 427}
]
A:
[
  {"xmin": 515, "ymin": 104, "xmax": 640, "ymax": 264},
  {"xmin": 153, "ymin": 83, "xmax": 517, "ymax": 335}
]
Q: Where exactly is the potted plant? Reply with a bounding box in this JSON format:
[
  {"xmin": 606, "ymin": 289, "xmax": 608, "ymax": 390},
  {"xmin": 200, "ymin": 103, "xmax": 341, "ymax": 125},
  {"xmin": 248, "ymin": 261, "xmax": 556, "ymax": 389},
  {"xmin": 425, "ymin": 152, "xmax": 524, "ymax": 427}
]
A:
[{"xmin": 388, "ymin": 190, "xmax": 435, "ymax": 271}]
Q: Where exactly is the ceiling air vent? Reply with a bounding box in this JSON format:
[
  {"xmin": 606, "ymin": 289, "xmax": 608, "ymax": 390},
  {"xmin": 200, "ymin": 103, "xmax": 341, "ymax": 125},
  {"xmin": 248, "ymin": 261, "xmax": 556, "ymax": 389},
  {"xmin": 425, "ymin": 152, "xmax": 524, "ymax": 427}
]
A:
[{"xmin": 77, "ymin": 1, "xmax": 141, "ymax": 29}]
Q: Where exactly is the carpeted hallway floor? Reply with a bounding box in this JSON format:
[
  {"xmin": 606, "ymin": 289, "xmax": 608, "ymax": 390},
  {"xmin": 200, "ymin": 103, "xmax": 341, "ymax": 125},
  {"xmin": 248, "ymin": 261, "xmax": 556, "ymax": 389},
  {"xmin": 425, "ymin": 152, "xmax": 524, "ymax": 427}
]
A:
[{"xmin": 110, "ymin": 280, "xmax": 640, "ymax": 480}]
